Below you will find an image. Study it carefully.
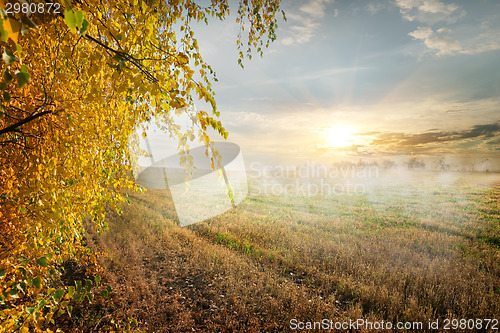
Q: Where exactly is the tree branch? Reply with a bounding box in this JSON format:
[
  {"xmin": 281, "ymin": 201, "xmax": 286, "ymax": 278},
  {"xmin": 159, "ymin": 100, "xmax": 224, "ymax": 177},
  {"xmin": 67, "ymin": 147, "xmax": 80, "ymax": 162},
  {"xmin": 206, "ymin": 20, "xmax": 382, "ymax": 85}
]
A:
[
  {"xmin": 0, "ymin": 82, "xmax": 52, "ymax": 136},
  {"xmin": 0, "ymin": 109, "xmax": 52, "ymax": 136},
  {"xmin": 47, "ymin": 3, "xmax": 160, "ymax": 84}
]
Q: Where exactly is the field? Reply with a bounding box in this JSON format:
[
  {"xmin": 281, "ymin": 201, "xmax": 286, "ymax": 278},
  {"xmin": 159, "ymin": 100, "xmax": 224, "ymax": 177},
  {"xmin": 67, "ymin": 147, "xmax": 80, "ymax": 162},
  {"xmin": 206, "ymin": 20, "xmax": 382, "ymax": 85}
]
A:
[{"xmin": 66, "ymin": 170, "xmax": 499, "ymax": 332}]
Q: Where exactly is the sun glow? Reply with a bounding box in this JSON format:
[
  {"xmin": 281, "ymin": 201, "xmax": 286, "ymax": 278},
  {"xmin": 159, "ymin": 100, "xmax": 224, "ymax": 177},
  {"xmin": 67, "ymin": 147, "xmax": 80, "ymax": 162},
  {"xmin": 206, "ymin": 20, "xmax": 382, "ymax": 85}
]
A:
[{"xmin": 326, "ymin": 126, "xmax": 353, "ymax": 148}]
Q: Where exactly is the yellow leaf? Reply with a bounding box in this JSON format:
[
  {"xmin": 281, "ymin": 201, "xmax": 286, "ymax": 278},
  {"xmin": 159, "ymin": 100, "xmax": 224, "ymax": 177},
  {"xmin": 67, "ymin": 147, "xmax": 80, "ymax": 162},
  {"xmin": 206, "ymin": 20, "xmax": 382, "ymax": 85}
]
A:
[
  {"xmin": 1, "ymin": 17, "xmax": 20, "ymax": 43},
  {"xmin": 177, "ymin": 53, "xmax": 189, "ymax": 65}
]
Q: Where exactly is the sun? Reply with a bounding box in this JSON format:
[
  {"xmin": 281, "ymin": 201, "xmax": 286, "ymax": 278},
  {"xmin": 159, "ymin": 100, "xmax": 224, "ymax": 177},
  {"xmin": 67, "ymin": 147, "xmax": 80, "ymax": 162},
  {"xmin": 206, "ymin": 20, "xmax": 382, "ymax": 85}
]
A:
[{"xmin": 326, "ymin": 126, "xmax": 353, "ymax": 148}]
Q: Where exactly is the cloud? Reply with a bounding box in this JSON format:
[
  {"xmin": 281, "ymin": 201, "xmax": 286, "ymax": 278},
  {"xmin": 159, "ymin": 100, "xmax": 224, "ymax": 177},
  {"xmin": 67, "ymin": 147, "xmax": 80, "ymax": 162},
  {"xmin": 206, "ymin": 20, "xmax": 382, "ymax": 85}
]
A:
[
  {"xmin": 395, "ymin": 1, "xmax": 500, "ymax": 56},
  {"xmin": 408, "ymin": 26, "xmax": 433, "ymax": 39},
  {"xmin": 281, "ymin": 0, "xmax": 334, "ymax": 46},
  {"xmin": 368, "ymin": 122, "xmax": 500, "ymax": 154},
  {"xmin": 461, "ymin": 41, "xmax": 500, "ymax": 55},
  {"xmin": 299, "ymin": 0, "xmax": 331, "ymax": 18},
  {"xmin": 409, "ymin": 25, "xmax": 500, "ymax": 56},
  {"xmin": 282, "ymin": 20, "xmax": 320, "ymax": 45},
  {"xmin": 459, "ymin": 123, "xmax": 500, "ymax": 139},
  {"xmin": 460, "ymin": 16, "xmax": 500, "ymax": 55},
  {"xmin": 395, "ymin": 0, "xmax": 466, "ymax": 24},
  {"xmin": 409, "ymin": 26, "xmax": 461, "ymax": 55},
  {"xmin": 366, "ymin": 2, "xmax": 389, "ymax": 15}
]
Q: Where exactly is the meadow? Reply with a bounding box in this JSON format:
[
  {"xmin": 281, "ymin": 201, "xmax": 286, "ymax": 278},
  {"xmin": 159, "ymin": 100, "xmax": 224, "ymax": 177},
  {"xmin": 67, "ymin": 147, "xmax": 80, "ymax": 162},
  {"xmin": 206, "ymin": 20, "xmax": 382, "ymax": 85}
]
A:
[{"xmin": 69, "ymin": 170, "xmax": 499, "ymax": 332}]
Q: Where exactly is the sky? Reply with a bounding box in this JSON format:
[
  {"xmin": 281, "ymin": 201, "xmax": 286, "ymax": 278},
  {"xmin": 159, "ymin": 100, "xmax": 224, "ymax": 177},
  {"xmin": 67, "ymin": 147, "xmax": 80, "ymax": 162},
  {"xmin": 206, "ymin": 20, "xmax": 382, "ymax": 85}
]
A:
[{"xmin": 171, "ymin": 0, "xmax": 500, "ymax": 169}]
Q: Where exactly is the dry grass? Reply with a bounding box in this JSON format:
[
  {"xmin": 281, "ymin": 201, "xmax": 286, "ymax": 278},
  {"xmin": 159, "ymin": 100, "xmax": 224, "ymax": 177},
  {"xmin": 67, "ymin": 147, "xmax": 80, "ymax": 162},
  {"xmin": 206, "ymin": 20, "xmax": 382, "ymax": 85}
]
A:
[{"xmin": 71, "ymin": 171, "xmax": 499, "ymax": 332}]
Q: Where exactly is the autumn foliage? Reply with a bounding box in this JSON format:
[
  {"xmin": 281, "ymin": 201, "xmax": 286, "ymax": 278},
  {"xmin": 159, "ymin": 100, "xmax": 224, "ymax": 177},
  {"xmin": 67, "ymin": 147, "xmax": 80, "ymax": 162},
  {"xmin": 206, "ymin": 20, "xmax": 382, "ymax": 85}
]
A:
[{"xmin": 0, "ymin": 0, "xmax": 283, "ymax": 331}]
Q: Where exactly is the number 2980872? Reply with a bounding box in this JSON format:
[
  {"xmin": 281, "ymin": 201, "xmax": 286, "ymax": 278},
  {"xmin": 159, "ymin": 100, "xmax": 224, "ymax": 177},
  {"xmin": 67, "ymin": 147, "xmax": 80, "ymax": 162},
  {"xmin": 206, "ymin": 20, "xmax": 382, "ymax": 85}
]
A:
[{"xmin": 5, "ymin": 2, "xmax": 61, "ymax": 14}]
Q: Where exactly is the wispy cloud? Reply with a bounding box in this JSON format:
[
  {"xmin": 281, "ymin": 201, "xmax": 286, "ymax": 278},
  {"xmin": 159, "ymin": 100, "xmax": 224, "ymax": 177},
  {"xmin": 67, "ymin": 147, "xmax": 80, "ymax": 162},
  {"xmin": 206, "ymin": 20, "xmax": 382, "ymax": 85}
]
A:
[
  {"xmin": 395, "ymin": 0, "xmax": 466, "ymax": 24},
  {"xmin": 216, "ymin": 66, "xmax": 370, "ymax": 92},
  {"xmin": 460, "ymin": 15, "xmax": 500, "ymax": 55},
  {"xmin": 397, "ymin": 1, "xmax": 500, "ymax": 56},
  {"xmin": 409, "ymin": 25, "xmax": 500, "ymax": 56},
  {"xmin": 299, "ymin": 0, "xmax": 332, "ymax": 18},
  {"xmin": 409, "ymin": 26, "xmax": 461, "ymax": 55},
  {"xmin": 366, "ymin": 2, "xmax": 390, "ymax": 15},
  {"xmin": 282, "ymin": 0, "xmax": 334, "ymax": 46},
  {"xmin": 297, "ymin": 66, "xmax": 372, "ymax": 81}
]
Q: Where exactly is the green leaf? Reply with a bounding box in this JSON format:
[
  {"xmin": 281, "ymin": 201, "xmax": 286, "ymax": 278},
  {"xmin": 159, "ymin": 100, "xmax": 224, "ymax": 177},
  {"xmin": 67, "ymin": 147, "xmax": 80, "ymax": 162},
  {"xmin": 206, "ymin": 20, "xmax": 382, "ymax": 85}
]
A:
[
  {"xmin": 67, "ymin": 305, "xmax": 73, "ymax": 317},
  {"xmin": 36, "ymin": 257, "xmax": 48, "ymax": 267},
  {"xmin": 33, "ymin": 276, "xmax": 42, "ymax": 289},
  {"xmin": 94, "ymin": 275, "xmax": 101, "ymax": 287},
  {"xmin": 3, "ymin": 91, "xmax": 10, "ymax": 102},
  {"xmin": 0, "ymin": 82, "xmax": 6, "ymax": 90},
  {"xmin": 75, "ymin": 10, "xmax": 84, "ymax": 28},
  {"xmin": 106, "ymin": 285, "xmax": 112, "ymax": 293},
  {"xmin": 3, "ymin": 69, "xmax": 12, "ymax": 82},
  {"xmin": 54, "ymin": 289, "xmax": 65, "ymax": 301},
  {"xmin": 0, "ymin": 268, "xmax": 6, "ymax": 278},
  {"xmin": 2, "ymin": 47, "xmax": 16, "ymax": 64},
  {"xmin": 101, "ymin": 289, "xmax": 108, "ymax": 298},
  {"xmin": 79, "ymin": 18, "xmax": 89, "ymax": 35},
  {"xmin": 15, "ymin": 43, "xmax": 22, "ymax": 56},
  {"xmin": 72, "ymin": 291, "xmax": 82, "ymax": 302},
  {"xmin": 75, "ymin": 280, "xmax": 82, "ymax": 291},
  {"xmin": 21, "ymin": 16, "xmax": 37, "ymax": 29},
  {"xmin": 0, "ymin": 19, "xmax": 8, "ymax": 43},
  {"xmin": 85, "ymin": 279, "xmax": 92, "ymax": 292},
  {"xmin": 67, "ymin": 286, "xmax": 75, "ymax": 298},
  {"xmin": 15, "ymin": 71, "xmax": 30, "ymax": 89},
  {"xmin": 36, "ymin": 299, "xmax": 47, "ymax": 310},
  {"xmin": 64, "ymin": 9, "xmax": 77, "ymax": 33},
  {"xmin": 8, "ymin": 288, "xmax": 18, "ymax": 299},
  {"xmin": 20, "ymin": 64, "xmax": 28, "ymax": 73}
]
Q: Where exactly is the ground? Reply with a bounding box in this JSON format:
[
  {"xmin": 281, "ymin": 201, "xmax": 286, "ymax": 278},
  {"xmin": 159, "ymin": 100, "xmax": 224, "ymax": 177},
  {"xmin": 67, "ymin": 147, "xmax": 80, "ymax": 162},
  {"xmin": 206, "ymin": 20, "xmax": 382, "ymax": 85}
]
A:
[{"xmin": 59, "ymin": 171, "xmax": 500, "ymax": 332}]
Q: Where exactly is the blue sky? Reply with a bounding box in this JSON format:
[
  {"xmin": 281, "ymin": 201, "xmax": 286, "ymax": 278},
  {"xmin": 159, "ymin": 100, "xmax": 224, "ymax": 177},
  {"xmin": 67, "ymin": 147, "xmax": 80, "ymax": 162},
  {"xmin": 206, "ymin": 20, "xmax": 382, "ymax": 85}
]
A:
[{"xmin": 187, "ymin": 0, "xmax": 500, "ymax": 168}]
